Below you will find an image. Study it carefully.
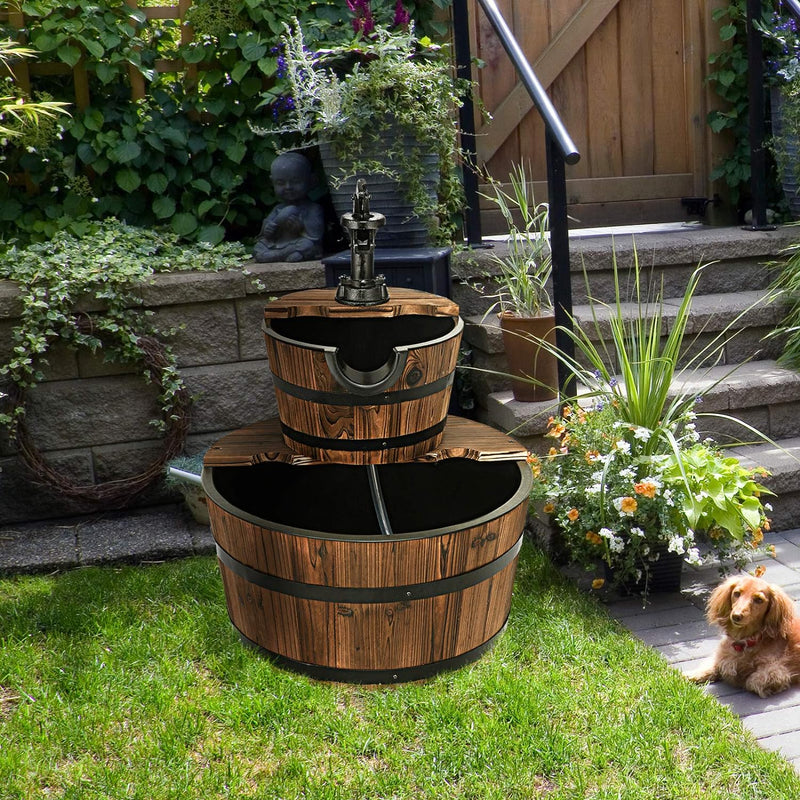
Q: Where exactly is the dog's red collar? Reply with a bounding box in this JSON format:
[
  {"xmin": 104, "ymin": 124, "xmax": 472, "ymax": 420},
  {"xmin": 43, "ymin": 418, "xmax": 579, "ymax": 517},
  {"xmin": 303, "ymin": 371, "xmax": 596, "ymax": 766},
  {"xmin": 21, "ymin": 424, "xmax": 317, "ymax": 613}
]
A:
[{"xmin": 731, "ymin": 634, "xmax": 762, "ymax": 652}]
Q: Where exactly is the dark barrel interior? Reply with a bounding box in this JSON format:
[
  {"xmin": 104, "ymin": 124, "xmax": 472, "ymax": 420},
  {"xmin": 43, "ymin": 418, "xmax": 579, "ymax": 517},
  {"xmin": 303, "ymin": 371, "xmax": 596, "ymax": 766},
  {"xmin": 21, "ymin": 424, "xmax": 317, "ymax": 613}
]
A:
[
  {"xmin": 207, "ymin": 459, "xmax": 524, "ymax": 536},
  {"xmin": 268, "ymin": 315, "xmax": 456, "ymax": 372}
]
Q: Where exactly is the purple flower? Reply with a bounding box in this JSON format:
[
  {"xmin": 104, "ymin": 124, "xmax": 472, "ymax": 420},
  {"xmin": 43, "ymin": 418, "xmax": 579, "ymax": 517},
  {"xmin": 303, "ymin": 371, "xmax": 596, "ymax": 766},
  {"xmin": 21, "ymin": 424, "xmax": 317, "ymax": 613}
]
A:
[
  {"xmin": 393, "ymin": 0, "xmax": 411, "ymax": 28},
  {"xmin": 347, "ymin": 0, "xmax": 375, "ymax": 34}
]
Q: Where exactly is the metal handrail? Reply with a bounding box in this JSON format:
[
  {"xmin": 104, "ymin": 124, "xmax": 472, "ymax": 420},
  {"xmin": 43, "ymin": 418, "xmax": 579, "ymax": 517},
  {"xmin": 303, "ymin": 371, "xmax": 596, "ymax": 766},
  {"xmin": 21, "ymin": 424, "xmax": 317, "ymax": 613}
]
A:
[
  {"xmin": 747, "ymin": 0, "xmax": 800, "ymax": 229},
  {"xmin": 475, "ymin": 0, "xmax": 581, "ymax": 165},
  {"xmin": 452, "ymin": 0, "xmax": 580, "ymax": 397}
]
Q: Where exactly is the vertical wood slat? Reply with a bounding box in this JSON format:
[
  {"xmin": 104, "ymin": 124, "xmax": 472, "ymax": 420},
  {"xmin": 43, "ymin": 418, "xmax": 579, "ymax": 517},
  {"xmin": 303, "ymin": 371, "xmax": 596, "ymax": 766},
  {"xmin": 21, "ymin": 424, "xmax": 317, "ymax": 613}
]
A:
[
  {"xmin": 6, "ymin": 9, "xmax": 32, "ymax": 95},
  {"xmin": 125, "ymin": 0, "xmax": 147, "ymax": 101}
]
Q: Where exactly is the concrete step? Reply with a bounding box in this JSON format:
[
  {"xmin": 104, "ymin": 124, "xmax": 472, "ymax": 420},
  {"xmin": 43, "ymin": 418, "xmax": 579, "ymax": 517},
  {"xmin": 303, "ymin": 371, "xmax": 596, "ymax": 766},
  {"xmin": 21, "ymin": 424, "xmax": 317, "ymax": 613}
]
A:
[
  {"xmin": 462, "ymin": 290, "xmax": 788, "ymax": 407},
  {"xmin": 450, "ymin": 224, "xmax": 798, "ymax": 315},
  {"xmin": 480, "ymin": 359, "xmax": 800, "ymax": 443}
]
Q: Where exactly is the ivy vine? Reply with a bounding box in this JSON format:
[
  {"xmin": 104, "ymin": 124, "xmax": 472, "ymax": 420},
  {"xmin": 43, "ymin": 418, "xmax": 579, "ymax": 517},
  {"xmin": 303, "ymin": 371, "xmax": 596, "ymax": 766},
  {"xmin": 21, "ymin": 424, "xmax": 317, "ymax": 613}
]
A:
[{"xmin": 0, "ymin": 218, "xmax": 249, "ymax": 504}]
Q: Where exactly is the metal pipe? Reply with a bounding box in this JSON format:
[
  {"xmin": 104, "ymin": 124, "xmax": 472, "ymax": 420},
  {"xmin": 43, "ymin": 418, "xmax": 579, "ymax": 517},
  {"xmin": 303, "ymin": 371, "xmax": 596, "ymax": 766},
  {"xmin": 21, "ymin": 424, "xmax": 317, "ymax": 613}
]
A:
[
  {"xmin": 476, "ymin": 0, "xmax": 580, "ymax": 164},
  {"xmin": 451, "ymin": 0, "xmax": 484, "ymax": 246},
  {"xmin": 367, "ymin": 465, "xmax": 394, "ymax": 536},
  {"xmin": 746, "ymin": 0, "xmax": 772, "ymax": 229},
  {"xmin": 546, "ymin": 134, "xmax": 576, "ymax": 400}
]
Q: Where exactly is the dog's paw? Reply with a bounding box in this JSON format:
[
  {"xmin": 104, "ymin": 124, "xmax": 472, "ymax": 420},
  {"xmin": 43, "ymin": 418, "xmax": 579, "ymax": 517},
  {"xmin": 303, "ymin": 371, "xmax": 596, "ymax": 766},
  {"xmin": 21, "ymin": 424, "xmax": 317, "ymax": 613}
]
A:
[{"xmin": 685, "ymin": 665, "xmax": 718, "ymax": 684}]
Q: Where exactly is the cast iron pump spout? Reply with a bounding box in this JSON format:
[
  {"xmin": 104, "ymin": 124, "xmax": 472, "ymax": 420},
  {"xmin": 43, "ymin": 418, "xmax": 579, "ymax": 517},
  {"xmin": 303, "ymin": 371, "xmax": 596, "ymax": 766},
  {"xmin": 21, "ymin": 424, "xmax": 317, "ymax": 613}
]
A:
[{"xmin": 335, "ymin": 179, "xmax": 389, "ymax": 305}]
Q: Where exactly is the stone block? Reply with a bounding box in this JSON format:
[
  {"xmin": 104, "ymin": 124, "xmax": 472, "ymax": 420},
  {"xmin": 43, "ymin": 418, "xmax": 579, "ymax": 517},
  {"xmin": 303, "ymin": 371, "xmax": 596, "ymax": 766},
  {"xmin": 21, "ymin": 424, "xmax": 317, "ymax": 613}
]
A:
[
  {"xmin": 0, "ymin": 518, "xmax": 79, "ymax": 574},
  {"xmin": 181, "ymin": 360, "xmax": 277, "ymax": 434},
  {"xmin": 463, "ymin": 315, "xmax": 505, "ymax": 354},
  {"xmin": 0, "ymin": 450, "xmax": 97, "ymax": 525},
  {"xmin": 24, "ymin": 374, "xmax": 161, "ymax": 451},
  {"xmin": 243, "ymin": 261, "xmax": 326, "ymax": 294},
  {"xmin": 0, "ymin": 279, "xmax": 23, "ymax": 318},
  {"xmin": 76, "ymin": 505, "xmax": 194, "ymax": 566},
  {"xmin": 236, "ymin": 295, "xmax": 272, "ymax": 361},
  {"xmin": 151, "ymin": 300, "xmax": 240, "ymax": 368},
  {"xmin": 92, "ymin": 439, "xmax": 171, "ymax": 483},
  {"xmin": 139, "ymin": 270, "xmax": 247, "ymax": 307},
  {"xmin": 75, "ymin": 344, "xmax": 138, "ymax": 379}
]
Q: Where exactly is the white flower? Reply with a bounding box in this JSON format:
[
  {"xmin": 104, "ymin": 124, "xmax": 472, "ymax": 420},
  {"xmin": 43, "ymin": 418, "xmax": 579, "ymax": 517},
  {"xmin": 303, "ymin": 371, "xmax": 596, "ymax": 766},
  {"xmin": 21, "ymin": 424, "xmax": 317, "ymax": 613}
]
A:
[
  {"xmin": 630, "ymin": 527, "xmax": 645, "ymax": 538},
  {"xmin": 685, "ymin": 548, "xmax": 702, "ymax": 566},
  {"xmin": 586, "ymin": 483, "xmax": 601, "ymax": 495},
  {"xmin": 613, "ymin": 439, "xmax": 631, "ymax": 454},
  {"xmin": 608, "ymin": 535, "xmax": 626, "ymax": 553},
  {"xmin": 619, "ymin": 467, "xmax": 636, "ymax": 480},
  {"xmin": 633, "ymin": 427, "xmax": 651, "ymax": 441},
  {"xmin": 668, "ymin": 535, "xmax": 685, "ymax": 554}
]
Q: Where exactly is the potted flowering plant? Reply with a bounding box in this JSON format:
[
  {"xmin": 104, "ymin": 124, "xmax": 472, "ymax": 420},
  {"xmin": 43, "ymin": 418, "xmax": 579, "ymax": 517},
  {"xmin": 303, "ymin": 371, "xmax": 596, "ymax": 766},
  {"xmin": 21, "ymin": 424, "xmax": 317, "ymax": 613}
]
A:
[
  {"xmin": 523, "ymin": 248, "xmax": 775, "ymax": 596},
  {"xmin": 260, "ymin": 1, "xmax": 467, "ymax": 245},
  {"xmin": 530, "ymin": 402, "xmax": 772, "ymax": 595}
]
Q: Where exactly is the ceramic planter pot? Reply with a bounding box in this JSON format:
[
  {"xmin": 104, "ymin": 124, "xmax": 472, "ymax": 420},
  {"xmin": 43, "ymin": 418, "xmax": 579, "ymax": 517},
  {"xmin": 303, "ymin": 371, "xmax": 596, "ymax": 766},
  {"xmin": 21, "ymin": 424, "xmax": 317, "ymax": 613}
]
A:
[
  {"xmin": 319, "ymin": 132, "xmax": 439, "ymax": 248},
  {"xmin": 498, "ymin": 312, "xmax": 558, "ymax": 402}
]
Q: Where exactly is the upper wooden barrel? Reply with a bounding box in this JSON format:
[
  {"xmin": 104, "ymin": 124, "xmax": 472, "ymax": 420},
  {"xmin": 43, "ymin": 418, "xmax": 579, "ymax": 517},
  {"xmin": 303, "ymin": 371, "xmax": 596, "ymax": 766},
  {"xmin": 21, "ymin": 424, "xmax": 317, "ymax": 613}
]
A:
[{"xmin": 262, "ymin": 288, "xmax": 462, "ymax": 464}]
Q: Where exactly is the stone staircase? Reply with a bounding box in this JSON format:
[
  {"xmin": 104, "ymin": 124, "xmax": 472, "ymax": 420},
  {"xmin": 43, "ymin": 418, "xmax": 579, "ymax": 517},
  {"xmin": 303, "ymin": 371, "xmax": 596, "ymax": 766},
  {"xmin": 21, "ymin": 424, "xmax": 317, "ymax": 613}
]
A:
[{"xmin": 452, "ymin": 224, "xmax": 800, "ymax": 531}]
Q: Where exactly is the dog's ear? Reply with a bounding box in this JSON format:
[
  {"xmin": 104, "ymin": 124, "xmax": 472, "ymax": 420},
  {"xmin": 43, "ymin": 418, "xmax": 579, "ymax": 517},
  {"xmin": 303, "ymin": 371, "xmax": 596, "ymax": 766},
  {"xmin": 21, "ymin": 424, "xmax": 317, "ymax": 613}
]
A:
[
  {"xmin": 763, "ymin": 585, "xmax": 796, "ymax": 639},
  {"xmin": 707, "ymin": 577, "xmax": 736, "ymax": 628}
]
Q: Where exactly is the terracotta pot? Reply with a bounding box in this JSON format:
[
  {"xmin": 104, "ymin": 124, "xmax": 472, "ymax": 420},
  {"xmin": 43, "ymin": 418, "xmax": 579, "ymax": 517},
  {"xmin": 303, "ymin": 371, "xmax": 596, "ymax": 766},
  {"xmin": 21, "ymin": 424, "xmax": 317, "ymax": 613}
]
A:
[{"xmin": 498, "ymin": 312, "xmax": 558, "ymax": 402}]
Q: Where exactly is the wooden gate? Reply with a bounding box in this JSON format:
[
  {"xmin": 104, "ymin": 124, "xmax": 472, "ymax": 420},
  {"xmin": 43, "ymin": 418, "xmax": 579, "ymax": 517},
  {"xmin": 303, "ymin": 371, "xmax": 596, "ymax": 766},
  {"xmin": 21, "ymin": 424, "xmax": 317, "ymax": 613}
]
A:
[{"xmin": 467, "ymin": 0, "xmax": 729, "ymax": 230}]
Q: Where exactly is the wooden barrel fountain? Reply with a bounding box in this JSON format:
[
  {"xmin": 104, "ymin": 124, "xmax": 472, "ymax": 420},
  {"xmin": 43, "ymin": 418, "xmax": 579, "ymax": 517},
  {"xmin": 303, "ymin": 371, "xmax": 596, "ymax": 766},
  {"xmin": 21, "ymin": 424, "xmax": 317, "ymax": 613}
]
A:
[
  {"xmin": 202, "ymin": 181, "xmax": 532, "ymax": 683},
  {"xmin": 203, "ymin": 418, "xmax": 532, "ymax": 683}
]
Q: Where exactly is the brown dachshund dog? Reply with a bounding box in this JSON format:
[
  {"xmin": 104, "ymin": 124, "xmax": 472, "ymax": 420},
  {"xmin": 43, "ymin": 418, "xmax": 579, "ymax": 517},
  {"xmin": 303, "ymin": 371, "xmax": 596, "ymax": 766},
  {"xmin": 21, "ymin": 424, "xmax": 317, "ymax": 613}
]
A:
[{"xmin": 688, "ymin": 575, "xmax": 800, "ymax": 697}]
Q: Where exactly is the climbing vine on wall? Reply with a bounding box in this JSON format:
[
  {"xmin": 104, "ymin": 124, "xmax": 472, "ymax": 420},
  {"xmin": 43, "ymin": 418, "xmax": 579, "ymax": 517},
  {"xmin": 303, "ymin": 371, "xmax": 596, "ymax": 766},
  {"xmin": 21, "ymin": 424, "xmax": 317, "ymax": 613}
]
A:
[{"xmin": 0, "ymin": 0, "xmax": 452, "ymax": 244}]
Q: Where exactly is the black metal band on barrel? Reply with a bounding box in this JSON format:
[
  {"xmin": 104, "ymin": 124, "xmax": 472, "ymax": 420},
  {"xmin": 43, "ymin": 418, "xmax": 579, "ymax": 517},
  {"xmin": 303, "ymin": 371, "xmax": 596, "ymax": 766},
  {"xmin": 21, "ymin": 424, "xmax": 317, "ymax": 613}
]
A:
[
  {"xmin": 271, "ymin": 371, "xmax": 453, "ymax": 406},
  {"xmin": 234, "ymin": 622, "xmax": 508, "ymax": 684},
  {"xmin": 216, "ymin": 534, "xmax": 522, "ymax": 604},
  {"xmin": 280, "ymin": 418, "xmax": 447, "ymax": 452}
]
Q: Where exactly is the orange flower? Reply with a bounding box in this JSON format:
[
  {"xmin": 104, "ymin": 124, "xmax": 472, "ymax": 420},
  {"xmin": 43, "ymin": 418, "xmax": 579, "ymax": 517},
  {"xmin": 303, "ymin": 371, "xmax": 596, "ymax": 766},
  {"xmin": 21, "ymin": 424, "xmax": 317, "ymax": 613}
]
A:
[
  {"xmin": 767, "ymin": 545, "xmax": 777, "ymax": 558},
  {"xmin": 754, "ymin": 565, "xmax": 767, "ymax": 578},
  {"xmin": 584, "ymin": 449, "xmax": 600, "ymax": 464},
  {"xmin": 751, "ymin": 527, "xmax": 764, "ymax": 545},
  {"xmin": 543, "ymin": 502, "xmax": 555, "ymax": 514},
  {"xmin": 585, "ymin": 531, "xmax": 602, "ymax": 545},
  {"xmin": 618, "ymin": 497, "xmax": 638, "ymax": 514},
  {"xmin": 567, "ymin": 507, "xmax": 580, "ymax": 522},
  {"xmin": 634, "ymin": 481, "xmax": 657, "ymax": 498},
  {"xmin": 547, "ymin": 447, "xmax": 559, "ymax": 460},
  {"xmin": 591, "ymin": 578, "xmax": 606, "ymax": 590}
]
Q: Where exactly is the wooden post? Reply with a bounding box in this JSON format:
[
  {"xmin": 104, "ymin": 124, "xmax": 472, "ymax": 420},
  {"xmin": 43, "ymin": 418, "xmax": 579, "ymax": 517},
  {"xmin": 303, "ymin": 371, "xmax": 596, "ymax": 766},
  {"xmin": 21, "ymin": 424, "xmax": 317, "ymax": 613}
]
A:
[{"xmin": 125, "ymin": 0, "xmax": 147, "ymax": 101}]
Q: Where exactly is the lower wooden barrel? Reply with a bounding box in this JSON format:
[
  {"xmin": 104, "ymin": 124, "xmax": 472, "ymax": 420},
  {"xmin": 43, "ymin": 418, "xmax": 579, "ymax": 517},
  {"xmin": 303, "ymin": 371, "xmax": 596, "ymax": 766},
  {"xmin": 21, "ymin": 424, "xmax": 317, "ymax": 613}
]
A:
[{"xmin": 203, "ymin": 457, "xmax": 532, "ymax": 683}]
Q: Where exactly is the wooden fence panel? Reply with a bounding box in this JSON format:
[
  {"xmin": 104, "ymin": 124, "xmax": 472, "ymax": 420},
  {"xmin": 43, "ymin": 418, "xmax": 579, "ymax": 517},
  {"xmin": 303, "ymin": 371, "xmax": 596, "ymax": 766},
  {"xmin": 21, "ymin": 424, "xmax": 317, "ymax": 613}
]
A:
[
  {"xmin": 4, "ymin": 1, "xmax": 196, "ymax": 108},
  {"xmin": 469, "ymin": 0, "xmax": 724, "ymax": 229}
]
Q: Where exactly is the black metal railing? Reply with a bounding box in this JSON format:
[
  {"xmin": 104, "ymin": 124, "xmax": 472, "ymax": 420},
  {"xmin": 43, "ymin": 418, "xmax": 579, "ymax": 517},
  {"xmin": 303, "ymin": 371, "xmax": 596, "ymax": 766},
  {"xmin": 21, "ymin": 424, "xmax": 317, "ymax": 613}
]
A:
[
  {"xmin": 451, "ymin": 0, "xmax": 580, "ymax": 397},
  {"xmin": 747, "ymin": 0, "xmax": 800, "ymax": 229}
]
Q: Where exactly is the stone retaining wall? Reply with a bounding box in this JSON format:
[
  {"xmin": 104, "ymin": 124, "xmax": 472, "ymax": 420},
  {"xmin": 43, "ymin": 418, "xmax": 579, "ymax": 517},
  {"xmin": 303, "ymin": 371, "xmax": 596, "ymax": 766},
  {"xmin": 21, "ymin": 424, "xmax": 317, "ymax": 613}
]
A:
[{"xmin": 0, "ymin": 253, "xmax": 495, "ymax": 525}]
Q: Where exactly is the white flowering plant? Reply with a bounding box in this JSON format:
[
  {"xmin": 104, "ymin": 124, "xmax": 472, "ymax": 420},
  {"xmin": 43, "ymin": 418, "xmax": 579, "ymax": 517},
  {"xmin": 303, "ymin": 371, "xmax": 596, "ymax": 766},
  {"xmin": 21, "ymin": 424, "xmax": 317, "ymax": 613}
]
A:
[{"xmin": 530, "ymin": 400, "xmax": 773, "ymax": 595}]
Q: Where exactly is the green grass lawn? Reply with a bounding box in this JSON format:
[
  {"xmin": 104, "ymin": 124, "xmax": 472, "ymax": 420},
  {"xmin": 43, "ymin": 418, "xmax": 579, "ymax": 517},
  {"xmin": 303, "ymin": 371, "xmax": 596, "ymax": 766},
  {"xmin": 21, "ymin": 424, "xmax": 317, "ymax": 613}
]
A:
[{"xmin": 1, "ymin": 542, "xmax": 798, "ymax": 799}]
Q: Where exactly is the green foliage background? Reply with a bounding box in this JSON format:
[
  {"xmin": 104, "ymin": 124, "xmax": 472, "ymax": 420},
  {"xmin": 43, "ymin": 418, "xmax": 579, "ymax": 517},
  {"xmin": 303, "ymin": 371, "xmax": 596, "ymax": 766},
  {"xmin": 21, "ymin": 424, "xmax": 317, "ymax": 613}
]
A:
[{"xmin": 0, "ymin": 0, "xmax": 451, "ymax": 244}]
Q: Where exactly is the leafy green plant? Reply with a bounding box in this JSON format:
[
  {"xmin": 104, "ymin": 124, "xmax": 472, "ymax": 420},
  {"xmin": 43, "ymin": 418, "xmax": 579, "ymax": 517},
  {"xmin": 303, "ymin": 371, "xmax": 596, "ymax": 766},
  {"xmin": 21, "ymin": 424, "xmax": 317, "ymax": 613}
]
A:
[
  {"xmin": 0, "ymin": 40, "xmax": 69, "ymax": 142},
  {"xmin": 509, "ymin": 246, "xmax": 779, "ymax": 594},
  {"xmin": 263, "ymin": 15, "xmax": 467, "ymax": 243},
  {"xmin": 480, "ymin": 162, "xmax": 553, "ymax": 317},
  {"xmin": 0, "ymin": 0, "xmax": 453, "ymax": 244},
  {"xmin": 0, "ymin": 218, "xmax": 248, "ymax": 434},
  {"xmin": 706, "ymin": 0, "xmax": 786, "ymax": 217},
  {"xmin": 532, "ymin": 402, "xmax": 772, "ymax": 595}
]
